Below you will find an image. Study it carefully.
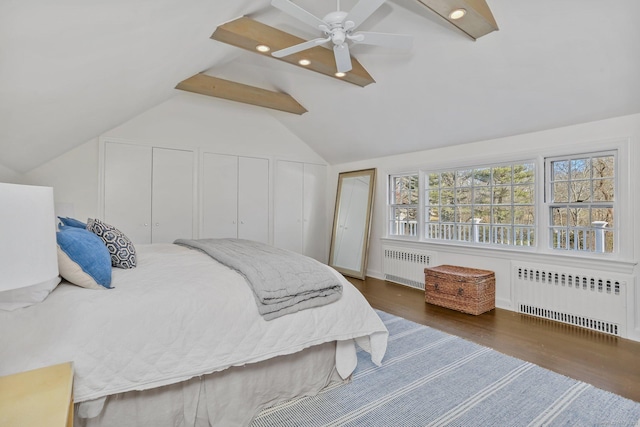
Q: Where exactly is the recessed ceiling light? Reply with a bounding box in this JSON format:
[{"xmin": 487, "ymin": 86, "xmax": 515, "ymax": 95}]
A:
[
  {"xmin": 298, "ymin": 59, "xmax": 311, "ymax": 66},
  {"xmin": 449, "ymin": 8, "xmax": 466, "ymax": 20},
  {"xmin": 335, "ymin": 72, "xmax": 346, "ymax": 78},
  {"xmin": 255, "ymin": 44, "xmax": 271, "ymax": 53}
]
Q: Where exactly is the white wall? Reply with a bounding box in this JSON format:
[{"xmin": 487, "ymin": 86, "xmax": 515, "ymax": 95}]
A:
[
  {"xmin": 330, "ymin": 113, "xmax": 640, "ymax": 341},
  {"xmin": 24, "ymin": 138, "xmax": 100, "ymax": 221},
  {"xmin": 24, "ymin": 93, "xmax": 328, "ymax": 222},
  {"xmin": 103, "ymin": 92, "xmax": 326, "ymax": 163},
  {"xmin": 0, "ymin": 163, "xmax": 24, "ymax": 184}
]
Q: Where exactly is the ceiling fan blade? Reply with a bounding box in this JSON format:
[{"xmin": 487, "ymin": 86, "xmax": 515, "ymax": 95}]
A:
[
  {"xmin": 344, "ymin": 0, "xmax": 386, "ymax": 31},
  {"xmin": 350, "ymin": 31, "xmax": 413, "ymax": 50},
  {"xmin": 333, "ymin": 43, "xmax": 352, "ymax": 73},
  {"xmin": 272, "ymin": 37, "xmax": 330, "ymax": 58},
  {"xmin": 271, "ymin": 0, "xmax": 327, "ymax": 30}
]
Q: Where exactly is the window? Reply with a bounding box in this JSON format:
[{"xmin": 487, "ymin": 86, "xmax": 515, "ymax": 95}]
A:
[
  {"xmin": 386, "ymin": 144, "xmax": 625, "ymax": 258},
  {"xmin": 547, "ymin": 152, "xmax": 615, "ymax": 253},
  {"xmin": 425, "ymin": 162, "xmax": 535, "ymax": 246},
  {"xmin": 389, "ymin": 174, "xmax": 418, "ymax": 236}
]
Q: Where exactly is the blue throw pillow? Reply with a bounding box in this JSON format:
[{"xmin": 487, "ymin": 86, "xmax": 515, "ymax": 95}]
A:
[
  {"xmin": 56, "ymin": 227, "xmax": 112, "ymax": 289},
  {"xmin": 58, "ymin": 216, "xmax": 87, "ymax": 229}
]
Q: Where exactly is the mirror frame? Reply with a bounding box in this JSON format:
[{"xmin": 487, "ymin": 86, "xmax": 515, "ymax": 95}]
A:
[{"xmin": 328, "ymin": 168, "xmax": 376, "ymax": 280}]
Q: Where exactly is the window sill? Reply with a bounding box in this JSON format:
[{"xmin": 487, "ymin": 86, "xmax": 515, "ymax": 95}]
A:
[{"xmin": 380, "ymin": 237, "xmax": 636, "ymax": 275}]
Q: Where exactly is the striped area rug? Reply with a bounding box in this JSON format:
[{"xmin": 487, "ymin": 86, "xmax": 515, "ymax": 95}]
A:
[{"xmin": 252, "ymin": 310, "xmax": 640, "ymax": 427}]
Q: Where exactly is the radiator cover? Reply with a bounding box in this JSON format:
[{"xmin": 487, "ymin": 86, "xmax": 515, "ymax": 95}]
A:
[
  {"xmin": 382, "ymin": 245, "xmax": 437, "ymax": 290},
  {"xmin": 512, "ymin": 262, "xmax": 628, "ymax": 337}
]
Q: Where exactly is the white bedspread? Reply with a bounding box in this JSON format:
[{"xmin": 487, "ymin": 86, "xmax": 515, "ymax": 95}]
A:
[{"xmin": 0, "ymin": 244, "xmax": 387, "ymax": 403}]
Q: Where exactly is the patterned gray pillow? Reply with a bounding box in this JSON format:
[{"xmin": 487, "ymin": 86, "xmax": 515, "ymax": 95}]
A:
[{"xmin": 86, "ymin": 218, "xmax": 137, "ymax": 269}]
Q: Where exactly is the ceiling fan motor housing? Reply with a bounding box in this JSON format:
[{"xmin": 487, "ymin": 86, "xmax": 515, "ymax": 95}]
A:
[{"xmin": 322, "ymin": 11, "xmax": 353, "ymax": 45}]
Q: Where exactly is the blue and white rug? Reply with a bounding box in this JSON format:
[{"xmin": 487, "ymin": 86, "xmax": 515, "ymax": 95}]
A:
[{"xmin": 252, "ymin": 310, "xmax": 640, "ymax": 427}]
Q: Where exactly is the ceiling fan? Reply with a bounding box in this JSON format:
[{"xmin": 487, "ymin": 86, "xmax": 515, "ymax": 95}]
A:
[{"xmin": 270, "ymin": 0, "xmax": 412, "ymax": 73}]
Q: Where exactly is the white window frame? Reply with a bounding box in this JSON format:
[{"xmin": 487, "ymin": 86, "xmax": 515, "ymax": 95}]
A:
[
  {"xmin": 383, "ymin": 138, "xmax": 633, "ymax": 262},
  {"xmin": 545, "ymin": 150, "xmax": 618, "ymax": 254},
  {"xmin": 388, "ymin": 173, "xmax": 419, "ymax": 238},
  {"xmin": 423, "ymin": 160, "xmax": 536, "ymax": 248}
]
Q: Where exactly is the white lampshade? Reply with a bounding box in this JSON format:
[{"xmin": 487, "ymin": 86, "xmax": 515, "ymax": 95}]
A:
[{"xmin": 0, "ymin": 183, "xmax": 59, "ymax": 308}]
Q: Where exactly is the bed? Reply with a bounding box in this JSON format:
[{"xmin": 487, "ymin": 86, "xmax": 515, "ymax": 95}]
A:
[{"xmin": 0, "ymin": 241, "xmax": 388, "ymax": 426}]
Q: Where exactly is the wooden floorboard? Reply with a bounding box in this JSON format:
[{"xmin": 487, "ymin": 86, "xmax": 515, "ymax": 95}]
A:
[{"xmin": 348, "ymin": 276, "xmax": 640, "ymax": 403}]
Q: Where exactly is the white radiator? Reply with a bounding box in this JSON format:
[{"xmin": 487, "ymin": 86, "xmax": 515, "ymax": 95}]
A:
[
  {"xmin": 382, "ymin": 245, "xmax": 437, "ymax": 290},
  {"xmin": 512, "ymin": 262, "xmax": 628, "ymax": 337}
]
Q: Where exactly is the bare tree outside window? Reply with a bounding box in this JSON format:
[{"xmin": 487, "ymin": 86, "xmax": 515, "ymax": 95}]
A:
[
  {"xmin": 389, "ymin": 174, "xmax": 418, "ymax": 236},
  {"xmin": 548, "ymin": 153, "xmax": 615, "ymax": 253}
]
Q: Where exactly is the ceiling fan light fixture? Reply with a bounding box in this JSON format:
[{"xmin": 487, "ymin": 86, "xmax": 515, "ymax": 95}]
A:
[
  {"xmin": 449, "ymin": 8, "xmax": 466, "ymax": 20},
  {"xmin": 255, "ymin": 44, "xmax": 271, "ymax": 53},
  {"xmin": 298, "ymin": 59, "xmax": 311, "ymax": 66}
]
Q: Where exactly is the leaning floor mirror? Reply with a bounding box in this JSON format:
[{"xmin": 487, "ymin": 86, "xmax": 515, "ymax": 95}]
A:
[{"xmin": 329, "ymin": 168, "xmax": 376, "ymax": 280}]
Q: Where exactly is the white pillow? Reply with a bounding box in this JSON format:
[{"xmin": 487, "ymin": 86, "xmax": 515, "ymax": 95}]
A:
[{"xmin": 0, "ymin": 276, "xmax": 61, "ymax": 311}]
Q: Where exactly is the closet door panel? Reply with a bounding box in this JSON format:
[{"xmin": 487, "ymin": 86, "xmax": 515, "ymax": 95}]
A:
[
  {"xmin": 151, "ymin": 148, "xmax": 194, "ymax": 243},
  {"xmin": 104, "ymin": 142, "xmax": 152, "ymax": 244},
  {"xmin": 274, "ymin": 160, "xmax": 304, "ymax": 253},
  {"xmin": 238, "ymin": 157, "xmax": 269, "ymax": 243},
  {"xmin": 303, "ymin": 163, "xmax": 327, "ymax": 262},
  {"xmin": 201, "ymin": 153, "xmax": 238, "ymax": 239}
]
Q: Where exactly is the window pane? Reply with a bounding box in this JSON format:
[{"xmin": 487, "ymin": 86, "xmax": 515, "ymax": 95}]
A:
[
  {"xmin": 422, "ymin": 161, "xmax": 535, "ymax": 247},
  {"xmin": 455, "ymin": 206, "xmax": 472, "ymax": 223},
  {"xmin": 492, "ymin": 207, "xmax": 512, "ymax": 224},
  {"xmin": 475, "ymin": 186, "xmax": 491, "ymax": 204},
  {"xmin": 456, "ymin": 170, "xmax": 473, "ymax": 187},
  {"xmin": 427, "ymin": 190, "xmax": 439, "ymax": 205},
  {"xmin": 514, "ymin": 206, "xmax": 535, "ymax": 225},
  {"xmin": 592, "ymin": 207, "xmax": 613, "ymax": 225},
  {"xmin": 592, "ymin": 156, "xmax": 614, "ymax": 178},
  {"xmin": 390, "ymin": 207, "xmax": 417, "ymax": 236},
  {"xmin": 427, "ymin": 207, "xmax": 439, "ymax": 222},
  {"xmin": 593, "ymin": 179, "xmax": 614, "ymax": 201},
  {"xmin": 515, "ymin": 163, "xmax": 535, "ymax": 183},
  {"xmin": 440, "ymin": 207, "xmax": 455, "ymax": 222},
  {"xmin": 474, "ymin": 168, "xmax": 491, "ymax": 185},
  {"xmin": 570, "ymin": 158, "xmax": 590, "ymax": 179},
  {"xmin": 456, "ymin": 188, "xmax": 471, "ymax": 204},
  {"xmin": 552, "ymin": 160, "xmax": 569, "ymax": 181},
  {"xmin": 513, "ymin": 184, "xmax": 534, "ymax": 204},
  {"xmin": 568, "ymin": 208, "xmax": 589, "ymax": 227},
  {"xmin": 551, "ymin": 207, "xmax": 567, "ymax": 226},
  {"xmin": 474, "ymin": 206, "xmax": 490, "ymax": 223},
  {"xmin": 441, "ymin": 189, "xmax": 455, "ymax": 205},
  {"xmin": 441, "ymin": 172, "xmax": 455, "ymax": 187},
  {"xmin": 552, "ymin": 182, "xmax": 569, "ymax": 202},
  {"xmin": 493, "ymin": 186, "xmax": 511, "ymax": 204},
  {"xmin": 570, "ymin": 180, "xmax": 591, "ymax": 202},
  {"xmin": 408, "ymin": 176, "xmax": 419, "ymax": 204},
  {"xmin": 492, "ymin": 166, "xmax": 512, "ymax": 185}
]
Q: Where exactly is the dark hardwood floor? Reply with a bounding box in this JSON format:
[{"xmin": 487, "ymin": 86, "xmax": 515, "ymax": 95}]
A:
[{"xmin": 348, "ymin": 276, "xmax": 640, "ymax": 403}]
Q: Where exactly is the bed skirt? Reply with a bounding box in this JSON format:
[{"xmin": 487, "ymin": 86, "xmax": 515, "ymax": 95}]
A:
[{"xmin": 75, "ymin": 341, "xmax": 342, "ymax": 427}]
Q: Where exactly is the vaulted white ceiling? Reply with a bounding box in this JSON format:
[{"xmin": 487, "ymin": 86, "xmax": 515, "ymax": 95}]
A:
[{"xmin": 2, "ymin": 0, "xmax": 639, "ymax": 173}]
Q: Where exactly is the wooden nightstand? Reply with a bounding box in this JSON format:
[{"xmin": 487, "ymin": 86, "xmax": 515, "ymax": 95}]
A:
[{"xmin": 0, "ymin": 362, "xmax": 74, "ymax": 427}]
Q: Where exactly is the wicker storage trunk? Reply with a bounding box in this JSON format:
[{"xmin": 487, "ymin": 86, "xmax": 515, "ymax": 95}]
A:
[{"xmin": 424, "ymin": 265, "xmax": 495, "ymax": 315}]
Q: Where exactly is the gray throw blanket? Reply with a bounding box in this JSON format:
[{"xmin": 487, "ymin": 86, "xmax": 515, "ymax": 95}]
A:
[{"xmin": 174, "ymin": 238, "xmax": 343, "ymax": 320}]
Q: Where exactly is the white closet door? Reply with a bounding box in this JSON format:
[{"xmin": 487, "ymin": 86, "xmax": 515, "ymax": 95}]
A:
[
  {"xmin": 274, "ymin": 160, "xmax": 304, "ymax": 253},
  {"xmin": 104, "ymin": 142, "xmax": 152, "ymax": 244},
  {"xmin": 201, "ymin": 153, "xmax": 238, "ymax": 239},
  {"xmin": 151, "ymin": 147, "xmax": 194, "ymax": 243},
  {"xmin": 238, "ymin": 156, "xmax": 269, "ymax": 243},
  {"xmin": 303, "ymin": 163, "xmax": 327, "ymax": 262}
]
